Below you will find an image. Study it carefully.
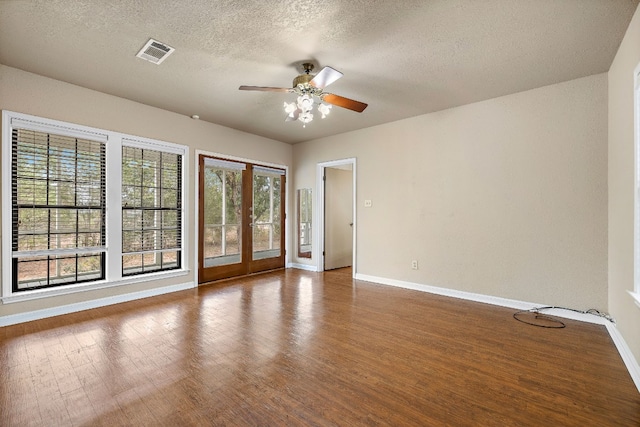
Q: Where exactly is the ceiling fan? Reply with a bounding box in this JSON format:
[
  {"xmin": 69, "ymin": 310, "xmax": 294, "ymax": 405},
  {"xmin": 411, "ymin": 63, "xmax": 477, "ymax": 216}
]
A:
[{"xmin": 239, "ymin": 63, "xmax": 368, "ymax": 126}]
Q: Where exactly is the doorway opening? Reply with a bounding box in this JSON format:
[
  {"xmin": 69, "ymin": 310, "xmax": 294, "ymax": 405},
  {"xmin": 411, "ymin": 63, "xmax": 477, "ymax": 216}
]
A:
[{"xmin": 316, "ymin": 158, "xmax": 356, "ymax": 275}]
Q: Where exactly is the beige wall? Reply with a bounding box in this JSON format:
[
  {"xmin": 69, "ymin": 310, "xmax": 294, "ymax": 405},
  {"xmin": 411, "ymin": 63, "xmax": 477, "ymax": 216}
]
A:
[
  {"xmin": 0, "ymin": 65, "xmax": 292, "ymax": 317},
  {"xmin": 294, "ymin": 73, "xmax": 608, "ymax": 310},
  {"xmin": 609, "ymin": 4, "xmax": 640, "ymax": 363}
]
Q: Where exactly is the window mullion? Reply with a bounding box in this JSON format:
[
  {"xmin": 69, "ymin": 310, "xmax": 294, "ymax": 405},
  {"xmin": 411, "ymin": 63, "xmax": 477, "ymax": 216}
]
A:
[
  {"xmin": 157, "ymin": 153, "xmax": 162, "ymax": 268},
  {"xmin": 269, "ymin": 177, "xmax": 274, "ymax": 250},
  {"xmin": 222, "ymin": 170, "xmax": 227, "ymax": 256},
  {"xmin": 46, "ymin": 133, "xmax": 52, "ymax": 285},
  {"xmin": 74, "ymin": 137, "xmax": 79, "ymax": 283},
  {"xmin": 106, "ymin": 134, "xmax": 123, "ymax": 282}
]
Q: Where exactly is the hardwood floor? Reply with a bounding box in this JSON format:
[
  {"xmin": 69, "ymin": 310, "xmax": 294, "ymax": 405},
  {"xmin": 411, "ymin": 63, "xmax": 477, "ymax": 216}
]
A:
[{"xmin": 1, "ymin": 268, "xmax": 638, "ymax": 426}]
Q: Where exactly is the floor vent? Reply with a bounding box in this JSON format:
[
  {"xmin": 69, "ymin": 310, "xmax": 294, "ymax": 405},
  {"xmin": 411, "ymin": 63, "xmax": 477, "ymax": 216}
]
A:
[{"xmin": 136, "ymin": 39, "xmax": 174, "ymax": 65}]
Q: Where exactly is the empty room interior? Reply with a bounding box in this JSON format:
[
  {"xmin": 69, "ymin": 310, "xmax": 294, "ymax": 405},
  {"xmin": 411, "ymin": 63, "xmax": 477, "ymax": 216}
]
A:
[{"xmin": 1, "ymin": 1, "xmax": 640, "ymax": 425}]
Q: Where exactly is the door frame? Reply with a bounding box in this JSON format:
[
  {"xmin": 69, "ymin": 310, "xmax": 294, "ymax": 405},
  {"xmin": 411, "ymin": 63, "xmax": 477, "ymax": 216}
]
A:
[
  {"xmin": 315, "ymin": 158, "xmax": 357, "ymax": 275},
  {"xmin": 194, "ymin": 150, "xmax": 289, "ymax": 283}
]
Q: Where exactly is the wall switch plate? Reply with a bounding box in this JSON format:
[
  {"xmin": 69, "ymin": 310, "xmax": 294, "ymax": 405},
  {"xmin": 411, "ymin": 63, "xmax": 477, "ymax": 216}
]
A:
[{"xmin": 364, "ymin": 199, "xmax": 372, "ymax": 207}]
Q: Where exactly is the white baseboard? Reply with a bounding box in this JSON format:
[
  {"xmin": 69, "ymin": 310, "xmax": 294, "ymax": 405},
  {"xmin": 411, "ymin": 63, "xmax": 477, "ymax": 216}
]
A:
[
  {"xmin": 354, "ymin": 273, "xmax": 640, "ymax": 393},
  {"xmin": 288, "ymin": 263, "xmax": 319, "ymax": 272},
  {"xmin": 0, "ymin": 281, "xmax": 196, "ymax": 327},
  {"xmin": 605, "ymin": 322, "xmax": 640, "ymax": 393}
]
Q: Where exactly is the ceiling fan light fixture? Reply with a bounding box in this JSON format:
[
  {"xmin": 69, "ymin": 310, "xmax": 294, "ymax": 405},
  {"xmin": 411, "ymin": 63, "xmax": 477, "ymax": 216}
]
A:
[
  {"xmin": 318, "ymin": 103, "xmax": 332, "ymax": 118},
  {"xmin": 297, "ymin": 94, "xmax": 314, "ymax": 111},
  {"xmin": 284, "ymin": 101, "xmax": 297, "ymax": 115},
  {"xmin": 299, "ymin": 111, "xmax": 313, "ymax": 127},
  {"xmin": 283, "ymin": 92, "xmax": 333, "ymax": 125}
]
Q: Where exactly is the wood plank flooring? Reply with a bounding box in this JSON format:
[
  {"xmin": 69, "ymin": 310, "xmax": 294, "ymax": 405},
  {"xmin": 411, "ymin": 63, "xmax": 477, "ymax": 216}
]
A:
[{"xmin": 1, "ymin": 268, "xmax": 639, "ymax": 426}]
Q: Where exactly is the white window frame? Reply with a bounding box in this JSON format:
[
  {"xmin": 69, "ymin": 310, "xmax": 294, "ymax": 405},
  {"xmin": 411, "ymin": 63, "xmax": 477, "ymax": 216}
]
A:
[
  {"xmin": 633, "ymin": 62, "xmax": 640, "ymax": 308},
  {"xmin": 121, "ymin": 138, "xmax": 184, "ymax": 276},
  {"xmin": 2, "ymin": 111, "xmax": 188, "ymax": 304}
]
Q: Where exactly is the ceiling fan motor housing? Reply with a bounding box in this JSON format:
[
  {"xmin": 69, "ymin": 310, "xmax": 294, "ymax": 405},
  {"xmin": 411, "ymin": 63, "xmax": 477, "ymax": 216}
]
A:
[{"xmin": 293, "ymin": 74, "xmax": 314, "ymax": 87}]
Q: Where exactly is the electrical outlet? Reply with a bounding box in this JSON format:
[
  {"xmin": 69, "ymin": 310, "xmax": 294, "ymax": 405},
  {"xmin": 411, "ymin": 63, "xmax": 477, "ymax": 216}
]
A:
[
  {"xmin": 411, "ymin": 260, "xmax": 418, "ymax": 270},
  {"xmin": 364, "ymin": 199, "xmax": 372, "ymax": 207}
]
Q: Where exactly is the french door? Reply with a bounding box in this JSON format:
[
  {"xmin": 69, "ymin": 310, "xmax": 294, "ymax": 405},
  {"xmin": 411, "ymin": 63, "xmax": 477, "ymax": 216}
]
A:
[{"xmin": 198, "ymin": 155, "xmax": 285, "ymax": 283}]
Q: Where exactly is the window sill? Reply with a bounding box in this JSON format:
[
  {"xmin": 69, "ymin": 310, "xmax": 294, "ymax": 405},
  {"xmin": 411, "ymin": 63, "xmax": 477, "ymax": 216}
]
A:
[
  {"xmin": 630, "ymin": 291, "xmax": 640, "ymax": 309},
  {"xmin": 1, "ymin": 269, "xmax": 190, "ymax": 304}
]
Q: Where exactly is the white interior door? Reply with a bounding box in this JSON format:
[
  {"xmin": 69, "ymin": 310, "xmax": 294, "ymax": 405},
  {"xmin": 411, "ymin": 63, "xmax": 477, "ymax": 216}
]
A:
[{"xmin": 324, "ymin": 167, "xmax": 353, "ymax": 270}]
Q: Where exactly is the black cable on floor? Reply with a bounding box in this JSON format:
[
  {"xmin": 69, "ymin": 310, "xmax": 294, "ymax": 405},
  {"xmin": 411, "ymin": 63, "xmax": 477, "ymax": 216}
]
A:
[
  {"xmin": 513, "ymin": 306, "xmax": 615, "ymax": 328},
  {"xmin": 513, "ymin": 310, "xmax": 565, "ymax": 328}
]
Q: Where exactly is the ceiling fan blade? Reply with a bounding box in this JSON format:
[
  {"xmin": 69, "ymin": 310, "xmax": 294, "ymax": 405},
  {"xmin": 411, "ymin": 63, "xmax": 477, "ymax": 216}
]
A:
[
  {"xmin": 239, "ymin": 86, "xmax": 291, "ymax": 92},
  {"xmin": 309, "ymin": 66, "xmax": 343, "ymax": 89},
  {"xmin": 322, "ymin": 93, "xmax": 368, "ymax": 113}
]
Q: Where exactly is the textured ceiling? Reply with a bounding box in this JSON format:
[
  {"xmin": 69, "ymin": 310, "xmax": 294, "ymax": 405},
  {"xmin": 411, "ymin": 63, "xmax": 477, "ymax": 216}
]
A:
[{"xmin": 0, "ymin": 0, "xmax": 638, "ymax": 144}]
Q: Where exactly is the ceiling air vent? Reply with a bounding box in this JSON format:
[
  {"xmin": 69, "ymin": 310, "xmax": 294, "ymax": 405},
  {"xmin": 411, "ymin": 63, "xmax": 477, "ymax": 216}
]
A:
[{"xmin": 136, "ymin": 39, "xmax": 174, "ymax": 65}]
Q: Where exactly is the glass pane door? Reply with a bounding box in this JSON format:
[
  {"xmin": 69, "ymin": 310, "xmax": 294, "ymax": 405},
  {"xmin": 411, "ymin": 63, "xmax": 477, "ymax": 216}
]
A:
[
  {"xmin": 252, "ymin": 169, "xmax": 282, "ymax": 261},
  {"xmin": 199, "ymin": 156, "xmax": 248, "ymax": 283},
  {"xmin": 203, "ymin": 166, "xmax": 242, "ymax": 267},
  {"xmin": 199, "ymin": 156, "xmax": 285, "ymax": 284}
]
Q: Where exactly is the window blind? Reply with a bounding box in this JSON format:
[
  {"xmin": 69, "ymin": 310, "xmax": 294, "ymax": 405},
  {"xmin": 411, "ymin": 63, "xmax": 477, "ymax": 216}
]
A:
[
  {"xmin": 12, "ymin": 128, "xmax": 106, "ymax": 256},
  {"xmin": 253, "ymin": 165, "xmax": 285, "ymax": 176},
  {"xmin": 204, "ymin": 157, "xmax": 247, "ymax": 171}
]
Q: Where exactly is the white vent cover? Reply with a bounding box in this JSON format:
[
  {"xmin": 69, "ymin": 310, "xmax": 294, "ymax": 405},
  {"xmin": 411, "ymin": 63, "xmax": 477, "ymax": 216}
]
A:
[{"xmin": 136, "ymin": 39, "xmax": 175, "ymax": 65}]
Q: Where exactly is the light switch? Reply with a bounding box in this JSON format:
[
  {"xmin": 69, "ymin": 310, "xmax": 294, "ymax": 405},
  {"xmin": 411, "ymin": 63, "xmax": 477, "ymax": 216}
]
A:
[{"xmin": 364, "ymin": 199, "xmax": 372, "ymax": 207}]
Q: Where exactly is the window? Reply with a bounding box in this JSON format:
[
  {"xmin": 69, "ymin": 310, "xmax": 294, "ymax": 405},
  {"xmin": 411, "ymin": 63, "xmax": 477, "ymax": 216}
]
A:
[
  {"xmin": 11, "ymin": 128, "xmax": 106, "ymax": 291},
  {"xmin": 122, "ymin": 146, "xmax": 182, "ymax": 275},
  {"xmin": 2, "ymin": 111, "xmax": 187, "ymax": 301}
]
